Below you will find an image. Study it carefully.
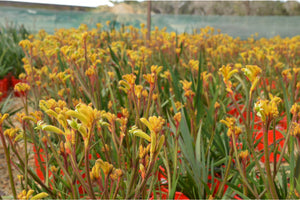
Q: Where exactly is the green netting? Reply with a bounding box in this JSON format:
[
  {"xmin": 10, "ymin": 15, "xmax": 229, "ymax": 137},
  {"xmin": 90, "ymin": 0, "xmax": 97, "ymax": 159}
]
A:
[{"xmin": 0, "ymin": 6, "xmax": 299, "ymax": 39}]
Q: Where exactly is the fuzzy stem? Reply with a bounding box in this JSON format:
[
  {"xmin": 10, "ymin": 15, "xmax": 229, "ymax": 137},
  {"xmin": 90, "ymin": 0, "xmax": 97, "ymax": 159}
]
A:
[
  {"xmin": 44, "ymin": 132, "xmax": 76, "ymax": 198},
  {"xmin": 263, "ymin": 122, "xmax": 279, "ymax": 199},
  {"xmin": 216, "ymin": 149, "xmax": 232, "ymax": 198},
  {"xmin": 0, "ymin": 129, "xmax": 17, "ymax": 199},
  {"xmin": 85, "ymin": 144, "xmax": 96, "ymax": 199},
  {"xmin": 10, "ymin": 143, "xmax": 56, "ymax": 197},
  {"xmin": 232, "ymin": 133, "xmax": 258, "ymax": 198}
]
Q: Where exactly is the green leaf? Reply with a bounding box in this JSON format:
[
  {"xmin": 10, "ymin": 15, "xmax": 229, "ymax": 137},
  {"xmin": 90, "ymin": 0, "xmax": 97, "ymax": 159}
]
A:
[
  {"xmin": 108, "ymin": 46, "xmax": 122, "ymax": 81},
  {"xmin": 161, "ymin": 53, "xmax": 181, "ymax": 101},
  {"xmin": 195, "ymin": 51, "xmax": 204, "ymax": 122}
]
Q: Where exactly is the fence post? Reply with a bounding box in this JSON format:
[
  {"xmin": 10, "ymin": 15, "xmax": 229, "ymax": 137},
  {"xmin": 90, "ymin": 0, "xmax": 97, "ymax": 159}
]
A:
[{"xmin": 147, "ymin": 0, "xmax": 151, "ymax": 41}]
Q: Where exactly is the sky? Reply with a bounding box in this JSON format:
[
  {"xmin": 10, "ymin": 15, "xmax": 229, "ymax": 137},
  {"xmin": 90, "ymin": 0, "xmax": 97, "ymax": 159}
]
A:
[
  {"xmin": 2, "ymin": 0, "xmax": 299, "ymax": 7},
  {"xmin": 2, "ymin": 0, "xmax": 116, "ymax": 7}
]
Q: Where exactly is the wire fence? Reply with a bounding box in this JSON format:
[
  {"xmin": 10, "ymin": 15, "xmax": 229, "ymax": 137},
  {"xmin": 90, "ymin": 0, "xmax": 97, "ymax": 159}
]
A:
[{"xmin": 1, "ymin": 6, "xmax": 300, "ymax": 39}]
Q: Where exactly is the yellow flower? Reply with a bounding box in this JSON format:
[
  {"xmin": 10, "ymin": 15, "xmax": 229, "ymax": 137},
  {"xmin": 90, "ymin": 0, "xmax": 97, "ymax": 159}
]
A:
[
  {"xmin": 142, "ymin": 89, "xmax": 148, "ymax": 98},
  {"xmin": 219, "ymin": 64, "xmax": 238, "ymax": 94},
  {"xmin": 107, "ymin": 71, "xmax": 115, "ymax": 80},
  {"xmin": 119, "ymin": 74, "xmax": 136, "ymax": 93},
  {"xmin": 31, "ymin": 192, "xmax": 49, "ymax": 200},
  {"xmin": 180, "ymin": 80, "xmax": 192, "ymax": 91},
  {"xmin": 129, "ymin": 125, "xmax": 151, "ymax": 141},
  {"xmin": 242, "ymin": 65, "xmax": 262, "ymax": 95},
  {"xmin": 58, "ymin": 88, "xmax": 65, "ymax": 97},
  {"xmin": 151, "ymin": 65, "xmax": 163, "ymax": 74},
  {"xmin": 188, "ymin": 59, "xmax": 199, "ymax": 71},
  {"xmin": 14, "ymin": 83, "xmax": 30, "ymax": 93},
  {"xmin": 103, "ymin": 112, "xmax": 117, "ymax": 124},
  {"xmin": 121, "ymin": 107, "xmax": 129, "ymax": 118},
  {"xmin": 226, "ymin": 126, "xmax": 242, "ymax": 137},
  {"xmin": 220, "ymin": 117, "xmax": 241, "ymax": 137},
  {"xmin": 291, "ymin": 103, "xmax": 300, "ymax": 116},
  {"xmin": 4, "ymin": 128, "xmax": 20, "ymax": 139},
  {"xmin": 0, "ymin": 113, "xmax": 9, "ymax": 127},
  {"xmin": 293, "ymin": 68, "xmax": 300, "ymax": 74},
  {"xmin": 239, "ymin": 150, "xmax": 249, "ymax": 160},
  {"xmin": 50, "ymin": 166, "xmax": 58, "ymax": 173},
  {"xmin": 242, "ymin": 65, "xmax": 262, "ymax": 83},
  {"xmin": 184, "ymin": 90, "xmax": 195, "ymax": 98},
  {"xmin": 19, "ymin": 73, "xmax": 27, "ymax": 79},
  {"xmin": 122, "ymin": 74, "xmax": 136, "ymax": 85},
  {"xmin": 140, "ymin": 116, "xmax": 165, "ymax": 134},
  {"xmin": 152, "ymin": 93, "xmax": 158, "ymax": 101},
  {"xmin": 254, "ymin": 95, "xmax": 281, "ymax": 123},
  {"xmin": 201, "ymin": 71, "xmax": 212, "ymax": 82},
  {"xmin": 219, "ymin": 64, "xmax": 238, "ymax": 83},
  {"xmin": 143, "ymin": 73, "xmax": 155, "ymax": 85},
  {"xmin": 19, "ymin": 39, "xmax": 32, "ymax": 49},
  {"xmin": 175, "ymin": 101, "xmax": 184, "ymax": 111},
  {"xmin": 214, "ymin": 102, "xmax": 220, "ymax": 110},
  {"xmin": 160, "ymin": 70, "xmax": 171, "ymax": 80},
  {"xmin": 139, "ymin": 144, "xmax": 150, "ymax": 159},
  {"xmin": 91, "ymin": 159, "xmax": 115, "ymax": 180},
  {"xmin": 110, "ymin": 168, "xmax": 123, "ymax": 180},
  {"xmin": 274, "ymin": 62, "xmax": 284, "ymax": 70},
  {"xmin": 135, "ymin": 85, "xmax": 143, "ymax": 99},
  {"xmin": 85, "ymin": 66, "xmax": 96, "ymax": 77},
  {"xmin": 290, "ymin": 122, "xmax": 300, "ymax": 137},
  {"xmin": 174, "ymin": 112, "xmax": 182, "ymax": 125},
  {"xmin": 96, "ymin": 159, "xmax": 114, "ymax": 176},
  {"xmin": 234, "ymin": 63, "xmax": 242, "ymax": 68},
  {"xmin": 282, "ymin": 69, "xmax": 292, "ymax": 81},
  {"xmin": 17, "ymin": 189, "xmax": 46, "ymax": 200}
]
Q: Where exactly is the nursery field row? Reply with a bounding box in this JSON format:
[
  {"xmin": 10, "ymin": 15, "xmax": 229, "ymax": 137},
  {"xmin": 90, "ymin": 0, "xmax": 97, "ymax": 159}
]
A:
[{"xmin": 0, "ymin": 22, "xmax": 299, "ymax": 199}]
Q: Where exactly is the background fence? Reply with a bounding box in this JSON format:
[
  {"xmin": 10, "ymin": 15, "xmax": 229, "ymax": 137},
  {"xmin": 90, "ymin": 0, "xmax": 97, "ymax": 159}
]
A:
[{"xmin": 0, "ymin": 6, "xmax": 299, "ymax": 39}]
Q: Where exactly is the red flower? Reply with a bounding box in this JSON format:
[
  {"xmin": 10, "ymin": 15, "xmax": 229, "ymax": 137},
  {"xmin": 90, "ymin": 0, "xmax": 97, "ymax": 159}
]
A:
[
  {"xmin": 259, "ymin": 78, "xmax": 276, "ymax": 90},
  {"xmin": 151, "ymin": 166, "xmax": 188, "ymax": 199},
  {"xmin": 150, "ymin": 187, "xmax": 189, "ymax": 200},
  {"xmin": 117, "ymin": 112, "xmax": 123, "ymax": 118},
  {"xmin": 254, "ymin": 129, "xmax": 285, "ymax": 163}
]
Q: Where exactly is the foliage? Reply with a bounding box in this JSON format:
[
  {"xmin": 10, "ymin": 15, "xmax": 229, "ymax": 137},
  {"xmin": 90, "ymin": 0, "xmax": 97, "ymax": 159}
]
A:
[{"xmin": 0, "ymin": 23, "xmax": 29, "ymax": 78}]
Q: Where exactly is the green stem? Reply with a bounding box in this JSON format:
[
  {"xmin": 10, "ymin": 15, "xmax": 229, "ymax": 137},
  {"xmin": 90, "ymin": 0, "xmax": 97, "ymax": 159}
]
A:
[
  {"xmin": 10, "ymin": 143, "xmax": 56, "ymax": 197},
  {"xmin": 263, "ymin": 122, "xmax": 279, "ymax": 199},
  {"xmin": 0, "ymin": 129, "xmax": 17, "ymax": 199},
  {"xmin": 245, "ymin": 93, "xmax": 269, "ymax": 193},
  {"xmin": 274, "ymin": 127, "xmax": 291, "ymax": 177},
  {"xmin": 125, "ymin": 158, "xmax": 139, "ymax": 199},
  {"xmin": 70, "ymin": 152, "xmax": 93, "ymax": 198},
  {"xmin": 134, "ymin": 161, "xmax": 155, "ymax": 199},
  {"xmin": 44, "ymin": 131, "xmax": 76, "ymax": 197},
  {"xmin": 144, "ymin": 86, "xmax": 154, "ymax": 119},
  {"xmin": 232, "ymin": 133, "xmax": 258, "ymax": 198},
  {"xmin": 170, "ymin": 128, "xmax": 179, "ymax": 198},
  {"xmin": 85, "ymin": 140, "xmax": 96, "ymax": 199},
  {"xmin": 216, "ymin": 149, "xmax": 232, "ymax": 198},
  {"xmin": 163, "ymin": 147, "xmax": 172, "ymax": 197},
  {"xmin": 146, "ymin": 171, "xmax": 157, "ymax": 199},
  {"xmin": 23, "ymin": 122, "xmax": 28, "ymax": 190},
  {"xmin": 112, "ymin": 178, "xmax": 121, "ymax": 199}
]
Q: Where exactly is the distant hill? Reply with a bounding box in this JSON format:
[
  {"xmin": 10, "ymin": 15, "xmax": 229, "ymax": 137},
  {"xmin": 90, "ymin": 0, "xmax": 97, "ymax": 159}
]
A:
[
  {"xmin": 1, "ymin": 1, "xmax": 299, "ymax": 16},
  {"xmin": 100, "ymin": 1, "xmax": 300, "ymax": 16}
]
